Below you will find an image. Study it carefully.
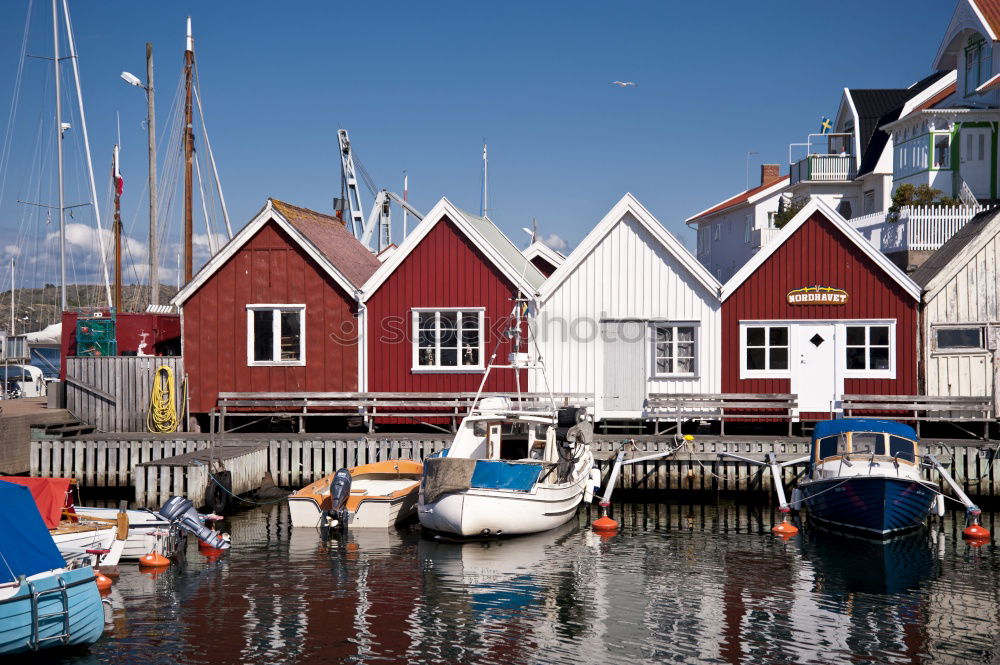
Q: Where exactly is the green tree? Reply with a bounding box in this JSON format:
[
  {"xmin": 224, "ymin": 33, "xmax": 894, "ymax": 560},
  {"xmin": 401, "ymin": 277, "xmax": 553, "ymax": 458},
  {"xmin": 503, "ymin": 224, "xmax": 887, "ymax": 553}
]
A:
[{"xmin": 773, "ymin": 199, "xmax": 806, "ymax": 229}]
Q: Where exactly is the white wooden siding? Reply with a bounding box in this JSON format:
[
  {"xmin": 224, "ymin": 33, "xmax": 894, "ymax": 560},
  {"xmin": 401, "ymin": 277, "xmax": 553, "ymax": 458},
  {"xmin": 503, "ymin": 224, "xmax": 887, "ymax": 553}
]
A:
[
  {"xmin": 533, "ymin": 212, "xmax": 720, "ymax": 413},
  {"xmin": 924, "ymin": 231, "xmax": 1000, "ymax": 397}
]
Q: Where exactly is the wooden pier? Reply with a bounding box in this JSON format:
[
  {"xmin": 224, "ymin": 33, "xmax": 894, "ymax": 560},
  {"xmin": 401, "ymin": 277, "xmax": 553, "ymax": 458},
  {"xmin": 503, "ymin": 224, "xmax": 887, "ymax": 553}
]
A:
[{"xmin": 28, "ymin": 432, "xmax": 1000, "ymax": 509}]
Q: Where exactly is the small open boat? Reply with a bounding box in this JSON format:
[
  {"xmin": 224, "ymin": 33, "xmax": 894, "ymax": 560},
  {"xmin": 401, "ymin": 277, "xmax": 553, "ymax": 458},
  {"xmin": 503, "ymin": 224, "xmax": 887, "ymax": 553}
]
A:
[
  {"xmin": 289, "ymin": 460, "xmax": 423, "ymax": 529},
  {"xmin": 0, "ymin": 480, "xmax": 104, "ymax": 655},
  {"xmin": 794, "ymin": 419, "xmax": 939, "ymax": 537},
  {"xmin": 72, "ymin": 505, "xmax": 186, "ymax": 561}
]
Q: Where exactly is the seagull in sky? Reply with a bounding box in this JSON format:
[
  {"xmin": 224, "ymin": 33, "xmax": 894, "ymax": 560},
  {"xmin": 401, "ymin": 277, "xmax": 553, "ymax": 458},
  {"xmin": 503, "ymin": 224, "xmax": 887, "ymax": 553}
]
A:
[{"xmin": 611, "ymin": 81, "xmax": 636, "ymax": 87}]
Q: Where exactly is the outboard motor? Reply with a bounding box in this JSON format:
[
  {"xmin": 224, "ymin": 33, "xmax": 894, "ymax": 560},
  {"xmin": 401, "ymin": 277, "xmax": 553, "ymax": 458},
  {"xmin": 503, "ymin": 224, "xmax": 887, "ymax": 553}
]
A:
[
  {"xmin": 160, "ymin": 496, "xmax": 231, "ymax": 550},
  {"xmin": 321, "ymin": 468, "xmax": 352, "ymax": 532}
]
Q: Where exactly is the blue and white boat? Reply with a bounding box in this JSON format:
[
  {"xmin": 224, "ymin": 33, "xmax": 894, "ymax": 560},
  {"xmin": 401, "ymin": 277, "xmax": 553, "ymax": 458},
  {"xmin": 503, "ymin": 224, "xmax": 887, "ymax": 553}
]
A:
[
  {"xmin": 0, "ymin": 480, "xmax": 104, "ymax": 655},
  {"xmin": 795, "ymin": 419, "xmax": 939, "ymax": 537}
]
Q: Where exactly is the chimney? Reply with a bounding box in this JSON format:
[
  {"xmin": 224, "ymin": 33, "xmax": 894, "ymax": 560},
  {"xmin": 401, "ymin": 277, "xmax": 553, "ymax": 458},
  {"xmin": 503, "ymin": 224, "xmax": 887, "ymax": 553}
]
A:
[{"xmin": 760, "ymin": 164, "xmax": 781, "ymax": 187}]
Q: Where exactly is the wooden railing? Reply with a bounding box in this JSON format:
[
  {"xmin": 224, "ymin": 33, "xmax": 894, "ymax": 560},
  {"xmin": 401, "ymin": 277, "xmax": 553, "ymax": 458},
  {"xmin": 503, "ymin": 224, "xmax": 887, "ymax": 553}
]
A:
[
  {"xmin": 848, "ymin": 205, "xmax": 988, "ymax": 253},
  {"xmin": 790, "ymin": 154, "xmax": 856, "ymax": 184},
  {"xmin": 215, "ymin": 391, "xmax": 594, "ymax": 433},
  {"xmin": 841, "ymin": 394, "xmax": 993, "ymax": 437}
]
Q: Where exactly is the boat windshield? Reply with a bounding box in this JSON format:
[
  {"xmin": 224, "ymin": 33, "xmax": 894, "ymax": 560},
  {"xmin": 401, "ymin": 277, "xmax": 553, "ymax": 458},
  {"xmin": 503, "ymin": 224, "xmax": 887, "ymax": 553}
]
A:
[
  {"xmin": 888, "ymin": 435, "xmax": 917, "ymax": 462},
  {"xmin": 851, "ymin": 432, "xmax": 884, "ymax": 456},
  {"xmin": 816, "ymin": 434, "xmax": 849, "ymax": 460}
]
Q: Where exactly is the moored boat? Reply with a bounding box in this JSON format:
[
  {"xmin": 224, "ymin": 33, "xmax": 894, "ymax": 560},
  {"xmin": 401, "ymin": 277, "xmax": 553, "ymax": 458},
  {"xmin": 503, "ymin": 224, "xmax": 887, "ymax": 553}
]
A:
[
  {"xmin": 289, "ymin": 460, "xmax": 423, "ymax": 529},
  {"xmin": 0, "ymin": 480, "xmax": 104, "ymax": 655},
  {"xmin": 72, "ymin": 506, "xmax": 186, "ymax": 561},
  {"xmin": 795, "ymin": 419, "xmax": 939, "ymax": 537}
]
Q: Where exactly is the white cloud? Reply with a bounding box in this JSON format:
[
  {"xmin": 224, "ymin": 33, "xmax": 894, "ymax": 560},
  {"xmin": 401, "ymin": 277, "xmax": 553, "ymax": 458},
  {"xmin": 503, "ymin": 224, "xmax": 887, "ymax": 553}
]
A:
[
  {"xmin": 4, "ymin": 245, "xmax": 21, "ymax": 258},
  {"xmin": 541, "ymin": 233, "xmax": 567, "ymax": 251}
]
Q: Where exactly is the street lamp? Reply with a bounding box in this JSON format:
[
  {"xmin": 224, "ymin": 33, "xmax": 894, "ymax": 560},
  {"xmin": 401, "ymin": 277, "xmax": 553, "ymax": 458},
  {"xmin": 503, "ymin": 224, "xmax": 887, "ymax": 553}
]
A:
[{"xmin": 120, "ymin": 44, "xmax": 159, "ymax": 306}]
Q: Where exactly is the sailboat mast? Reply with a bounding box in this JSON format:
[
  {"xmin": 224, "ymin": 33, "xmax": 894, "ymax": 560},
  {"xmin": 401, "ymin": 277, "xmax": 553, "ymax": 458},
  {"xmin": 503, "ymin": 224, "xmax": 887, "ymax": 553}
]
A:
[
  {"xmin": 480, "ymin": 142, "xmax": 488, "ymax": 218},
  {"xmin": 113, "ymin": 145, "xmax": 122, "ymax": 312},
  {"xmin": 10, "ymin": 258, "xmax": 14, "ymax": 337},
  {"xmin": 146, "ymin": 43, "xmax": 159, "ymax": 306},
  {"xmin": 183, "ymin": 16, "xmax": 194, "ymax": 283},
  {"xmin": 52, "ymin": 0, "xmax": 66, "ymax": 311}
]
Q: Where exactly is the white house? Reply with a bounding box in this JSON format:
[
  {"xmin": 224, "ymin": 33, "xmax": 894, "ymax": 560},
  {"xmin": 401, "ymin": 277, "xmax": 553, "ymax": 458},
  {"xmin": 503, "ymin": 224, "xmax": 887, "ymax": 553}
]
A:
[
  {"xmin": 685, "ymin": 165, "xmax": 789, "ymax": 282},
  {"xmin": 535, "ymin": 193, "xmax": 721, "ymax": 419},
  {"xmin": 911, "ymin": 207, "xmax": 1000, "ymax": 410}
]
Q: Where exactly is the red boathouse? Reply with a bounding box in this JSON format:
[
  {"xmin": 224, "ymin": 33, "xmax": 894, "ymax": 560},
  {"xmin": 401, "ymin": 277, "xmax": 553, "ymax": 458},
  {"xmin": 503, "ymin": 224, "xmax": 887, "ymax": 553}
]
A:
[
  {"xmin": 360, "ymin": 197, "xmax": 546, "ymax": 394},
  {"xmin": 172, "ymin": 199, "xmax": 380, "ymax": 421},
  {"xmin": 719, "ymin": 199, "xmax": 921, "ymax": 417}
]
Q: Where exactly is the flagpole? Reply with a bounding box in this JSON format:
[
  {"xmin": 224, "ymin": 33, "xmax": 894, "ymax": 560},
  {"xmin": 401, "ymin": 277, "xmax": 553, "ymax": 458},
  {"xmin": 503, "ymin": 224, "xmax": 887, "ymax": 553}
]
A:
[{"xmin": 113, "ymin": 145, "xmax": 122, "ymax": 313}]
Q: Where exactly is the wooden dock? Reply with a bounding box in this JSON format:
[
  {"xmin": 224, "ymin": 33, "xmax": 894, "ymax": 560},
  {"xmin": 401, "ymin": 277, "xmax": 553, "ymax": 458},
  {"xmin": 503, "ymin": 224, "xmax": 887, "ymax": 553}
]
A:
[{"xmin": 28, "ymin": 432, "xmax": 1000, "ymax": 509}]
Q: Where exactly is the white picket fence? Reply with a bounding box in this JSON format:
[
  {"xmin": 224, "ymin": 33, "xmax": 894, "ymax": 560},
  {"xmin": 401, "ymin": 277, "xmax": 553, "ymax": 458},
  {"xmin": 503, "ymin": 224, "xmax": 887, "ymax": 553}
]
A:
[{"xmin": 848, "ymin": 205, "xmax": 988, "ymax": 252}]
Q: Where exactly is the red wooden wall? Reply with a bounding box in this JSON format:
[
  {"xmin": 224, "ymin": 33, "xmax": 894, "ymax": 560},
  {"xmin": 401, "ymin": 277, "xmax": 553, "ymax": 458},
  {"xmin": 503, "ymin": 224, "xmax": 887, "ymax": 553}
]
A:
[
  {"xmin": 721, "ymin": 211, "xmax": 918, "ymax": 397},
  {"xmin": 366, "ymin": 216, "xmax": 524, "ymax": 392},
  {"xmin": 183, "ymin": 220, "xmax": 359, "ymax": 414},
  {"xmin": 59, "ymin": 312, "xmax": 181, "ymax": 379}
]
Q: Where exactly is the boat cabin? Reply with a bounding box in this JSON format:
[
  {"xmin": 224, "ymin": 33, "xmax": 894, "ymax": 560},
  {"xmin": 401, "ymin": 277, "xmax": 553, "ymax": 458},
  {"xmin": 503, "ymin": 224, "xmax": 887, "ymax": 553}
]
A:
[{"xmin": 810, "ymin": 419, "xmax": 919, "ymax": 476}]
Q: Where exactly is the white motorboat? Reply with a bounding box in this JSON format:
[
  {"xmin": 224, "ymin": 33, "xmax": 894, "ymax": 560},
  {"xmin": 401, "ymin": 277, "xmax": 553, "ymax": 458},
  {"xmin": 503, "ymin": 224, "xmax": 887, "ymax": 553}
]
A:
[
  {"xmin": 73, "ymin": 506, "xmax": 186, "ymax": 560},
  {"xmin": 417, "ymin": 300, "xmax": 598, "ymax": 538}
]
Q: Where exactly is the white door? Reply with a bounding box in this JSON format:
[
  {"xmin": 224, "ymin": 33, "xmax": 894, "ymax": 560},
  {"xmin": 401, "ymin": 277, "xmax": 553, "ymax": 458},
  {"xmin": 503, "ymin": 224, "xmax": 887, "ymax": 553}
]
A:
[
  {"xmin": 601, "ymin": 321, "xmax": 646, "ymax": 413},
  {"xmin": 960, "ymin": 127, "xmax": 991, "ymax": 198},
  {"xmin": 792, "ymin": 324, "xmax": 839, "ymax": 414}
]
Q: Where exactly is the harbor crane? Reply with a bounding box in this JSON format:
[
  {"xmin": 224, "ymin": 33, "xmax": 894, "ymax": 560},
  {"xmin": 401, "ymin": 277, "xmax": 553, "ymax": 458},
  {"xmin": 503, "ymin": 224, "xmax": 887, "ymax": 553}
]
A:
[{"xmin": 337, "ymin": 129, "xmax": 422, "ymax": 253}]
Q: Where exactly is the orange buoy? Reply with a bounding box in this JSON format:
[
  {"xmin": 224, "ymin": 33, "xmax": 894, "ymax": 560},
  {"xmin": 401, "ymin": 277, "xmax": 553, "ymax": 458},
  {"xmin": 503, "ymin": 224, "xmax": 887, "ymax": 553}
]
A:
[
  {"xmin": 963, "ymin": 523, "xmax": 991, "ymax": 540},
  {"xmin": 198, "ymin": 541, "xmax": 226, "ymax": 557},
  {"xmin": 138, "ymin": 551, "xmax": 171, "ymax": 568},
  {"xmin": 592, "ymin": 503, "xmax": 619, "ymax": 533},
  {"xmin": 772, "ymin": 509, "xmax": 798, "ymax": 536},
  {"xmin": 95, "ymin": 572, "xmax": 113, "ymax": 593}
]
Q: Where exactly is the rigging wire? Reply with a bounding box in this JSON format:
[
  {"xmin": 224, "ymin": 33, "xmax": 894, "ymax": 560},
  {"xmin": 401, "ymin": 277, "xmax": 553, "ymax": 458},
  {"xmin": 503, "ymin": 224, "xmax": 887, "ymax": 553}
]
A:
[{"xmin": 192, "ymin": 61, "xmax": 231, "ymax": 238}]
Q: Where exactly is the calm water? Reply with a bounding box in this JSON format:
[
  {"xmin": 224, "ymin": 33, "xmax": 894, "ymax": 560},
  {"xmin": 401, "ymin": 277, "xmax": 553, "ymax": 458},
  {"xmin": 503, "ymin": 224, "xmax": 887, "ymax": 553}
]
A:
[{"xmin": 35, "ymin": 502, "xmax": 1000, "ymax": 665}]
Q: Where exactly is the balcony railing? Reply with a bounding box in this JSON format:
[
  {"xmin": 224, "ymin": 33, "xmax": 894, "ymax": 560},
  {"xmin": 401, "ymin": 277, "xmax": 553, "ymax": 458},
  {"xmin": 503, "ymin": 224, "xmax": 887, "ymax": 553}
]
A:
[
  {"xmin": 848, "ymin": 205, "xmax": 988, "ymax": 253},
  {"xmin": 751, "ymin": 226, "xmax": 782, "ymax": 250},
  {"xmin": 790, "ymin": 155, "xmax": 857, "ymax": 184}
]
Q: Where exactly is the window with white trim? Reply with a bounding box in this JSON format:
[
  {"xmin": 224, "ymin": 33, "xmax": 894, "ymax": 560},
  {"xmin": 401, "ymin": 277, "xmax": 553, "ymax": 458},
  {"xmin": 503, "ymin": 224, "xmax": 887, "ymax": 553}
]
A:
[
  {"xmin": 652, "ymin": 324, "xmax": 696, "ymax": 376},
  {"xmin": 712, "ymin": 223, "xmax": 720, "ymax": 241},
  {"xmin": 846, "ymin": 325, "xmax": 890, "ymax": 370},
  {"xmin": 413, "ymin": 309, "xmax": 484, "ymax": 370},
  {"xmin": 247, "ymin": 305, "xmax": 305, "ymax": 365},
  {"xmin": 934, "ymin": 326, "xmax": 984, "ymax": 351},
  {"xmin": 745, "ymin": 325, "xmax": 788, "ymax": 371},
  {"xmin": 697, "ymin": 227, "xmax": 709, "ymax": 255},
  {"xmin": 744, "ymin": 214, "xmax": 752, "ymax": 244}
]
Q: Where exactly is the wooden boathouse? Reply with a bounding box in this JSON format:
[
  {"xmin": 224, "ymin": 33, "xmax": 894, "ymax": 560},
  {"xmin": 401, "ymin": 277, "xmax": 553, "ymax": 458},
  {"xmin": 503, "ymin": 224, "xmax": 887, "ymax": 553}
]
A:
[
  {"xmin": 171, "ymin": 199, "xmax": 381, "ymax": 426},
  {"xmin": 534, "ymin": 193, "xmax": 722, "ymax": 419},
  {"xmin": 720, "ymin": 199, "xmax": 921, "ymax": 418}
]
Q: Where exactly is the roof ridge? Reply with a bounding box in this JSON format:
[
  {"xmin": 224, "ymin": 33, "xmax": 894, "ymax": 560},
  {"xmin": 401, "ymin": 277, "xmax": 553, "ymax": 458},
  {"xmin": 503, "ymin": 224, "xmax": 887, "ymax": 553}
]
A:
[{"xmin": 270, "ymin": 198, "xmax": 343, "ymax": 225}]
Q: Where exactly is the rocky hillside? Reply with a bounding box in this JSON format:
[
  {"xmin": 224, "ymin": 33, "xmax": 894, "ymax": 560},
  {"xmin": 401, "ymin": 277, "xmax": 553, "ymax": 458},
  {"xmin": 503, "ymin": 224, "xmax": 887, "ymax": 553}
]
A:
[{"xmin": 0, "ymin": 284, "xmax": 178, "ymax": 335}]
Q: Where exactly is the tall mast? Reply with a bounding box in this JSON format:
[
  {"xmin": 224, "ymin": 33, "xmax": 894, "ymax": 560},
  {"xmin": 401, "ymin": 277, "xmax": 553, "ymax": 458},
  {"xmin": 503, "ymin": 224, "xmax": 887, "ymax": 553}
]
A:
[
  {"xmin": 183, "ymin": 16, "xmax": 194, "ymax": 283},
  {"xmin": 10, "ymin": 258, "xmax": 14, "ymax": 337},
  {"xmin": 113, "ymin": 145, "xmax": 122, "ymax": 312},
  {"xmin": 402, "ymin": 172, "xmax": 408, "ymax": 238},
  {"xmin": 480, "ymin": 142, "xmax": 488, "ymax": 218},
  {"xmin": 146, "ymin": 43, "xmax": 159, "ymax": 306},
  {"xmin": 53, "ymin": 0, "xmax": 66, "ymax": 311},
  {"xmin": 61, "ymin": 0, "xmax": 112, "ymax": 309}
]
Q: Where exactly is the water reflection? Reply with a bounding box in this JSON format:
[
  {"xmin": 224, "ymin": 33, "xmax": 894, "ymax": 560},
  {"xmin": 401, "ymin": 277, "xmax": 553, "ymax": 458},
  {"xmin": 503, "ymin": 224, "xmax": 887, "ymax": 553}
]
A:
[{"xmin": 37, "ymin": 501, "xmax": 1000, "ymax": 665}]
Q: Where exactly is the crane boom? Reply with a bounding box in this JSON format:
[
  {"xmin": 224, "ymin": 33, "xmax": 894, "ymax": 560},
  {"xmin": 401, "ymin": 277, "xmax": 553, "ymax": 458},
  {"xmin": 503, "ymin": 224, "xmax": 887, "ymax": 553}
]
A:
[
  {"xmin": 360, "ymin": 189, "xmax": 424, "ymax": 250},
  {"xmin": 337, "ymin": 129, "xmax": 365, "ymax": 238}
]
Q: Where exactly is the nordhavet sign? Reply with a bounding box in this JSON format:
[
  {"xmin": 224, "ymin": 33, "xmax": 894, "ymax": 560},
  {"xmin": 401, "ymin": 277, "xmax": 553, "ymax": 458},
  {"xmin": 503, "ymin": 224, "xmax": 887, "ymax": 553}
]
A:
[{"xmin": 786, "ymin": 286, "xmax": 848, "ymax": 305}]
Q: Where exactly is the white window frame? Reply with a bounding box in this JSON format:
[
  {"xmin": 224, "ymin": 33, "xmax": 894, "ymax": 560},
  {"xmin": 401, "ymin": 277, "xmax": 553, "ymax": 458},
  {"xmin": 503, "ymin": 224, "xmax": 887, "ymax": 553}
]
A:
[
  {"xmin": 246, "ymin": 304, "xmax": 306, "ymax": 367},
  {"xmin": 932, "ymin": 325, "xmax": 987, "ymax": 354},
  {"xmin": 712, "ymin": 223, "xmax": 720, "ymax": 241},
  {"xmin": 650, "ymin": 322, "xmax": 699, "ymax": 378},
  {"xmin": 744, "ymin": 214, "xmax": 753, "ymax": 244},
  {"xmin": 411, "ymin": 307, "xmax": 486, "ymax": 373},
  {"xmin": 843, "ymin": 322, "xmax": 895, "ymax": 377},
  {"xmin": 740, "ymin": 324, "xmax": 791, "ymax": 378}
]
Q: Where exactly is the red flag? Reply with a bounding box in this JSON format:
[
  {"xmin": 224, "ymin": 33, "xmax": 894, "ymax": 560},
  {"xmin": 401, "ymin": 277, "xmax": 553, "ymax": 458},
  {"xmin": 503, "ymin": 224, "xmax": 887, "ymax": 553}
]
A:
[{"xmin": 112, "ymin": 144, "xmax": 124, "ymax": 196}]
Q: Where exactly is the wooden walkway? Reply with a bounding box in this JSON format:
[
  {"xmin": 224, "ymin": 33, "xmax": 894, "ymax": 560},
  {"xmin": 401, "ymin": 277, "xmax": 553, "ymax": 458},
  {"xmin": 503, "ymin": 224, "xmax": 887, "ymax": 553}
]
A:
[{"xmin": 28, "ymin": 432, "xmax": 1000, "ymax": 509}]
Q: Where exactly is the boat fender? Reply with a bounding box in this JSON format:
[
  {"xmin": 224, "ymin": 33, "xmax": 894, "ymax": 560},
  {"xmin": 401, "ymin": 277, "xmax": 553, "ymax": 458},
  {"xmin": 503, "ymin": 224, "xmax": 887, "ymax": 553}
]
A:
[
  {"xmin": 934, "ymin": 494, "xmax": 946, "ymax": 518},
  {"xmin": 203, "ymin": 471, "xmax": 233, "ymax": 515},
  {"xmin": 584, "ymin": 467, "xmax": 601, "ymax": 503},
  {"xmin": 790, "ymin": 488, "xmax": 803, "ymax": 512}
]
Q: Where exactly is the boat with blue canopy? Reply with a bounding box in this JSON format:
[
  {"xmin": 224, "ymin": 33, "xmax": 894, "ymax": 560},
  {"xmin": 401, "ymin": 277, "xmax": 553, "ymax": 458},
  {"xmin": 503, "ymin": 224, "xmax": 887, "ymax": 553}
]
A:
[
  {"xmin": 794, "ymin": 419, "xmax": 939, "ymax": 537},
  {"xmin": 0, "ymin": 479, "xmax": 104, "ymax": 655}
]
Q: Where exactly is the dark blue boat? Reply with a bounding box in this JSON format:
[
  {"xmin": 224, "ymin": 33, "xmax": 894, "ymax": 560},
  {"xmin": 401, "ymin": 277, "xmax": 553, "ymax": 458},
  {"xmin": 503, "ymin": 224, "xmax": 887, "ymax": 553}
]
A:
[{"xmin": 796, "ymin": 419, "xmax": 938, "ymax": 538}]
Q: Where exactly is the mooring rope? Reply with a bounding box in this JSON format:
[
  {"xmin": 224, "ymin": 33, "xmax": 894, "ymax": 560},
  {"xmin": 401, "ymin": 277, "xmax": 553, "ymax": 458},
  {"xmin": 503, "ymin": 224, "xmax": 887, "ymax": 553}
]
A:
[{"xmin": 146, "ymin": 365, "xmax": 179, "ymax": 433}]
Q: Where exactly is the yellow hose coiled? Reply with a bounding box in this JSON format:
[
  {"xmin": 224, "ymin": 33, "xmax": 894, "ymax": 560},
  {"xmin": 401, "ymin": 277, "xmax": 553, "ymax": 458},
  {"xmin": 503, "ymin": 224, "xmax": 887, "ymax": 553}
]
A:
[{"xmin": 147, "ymin": 365, "xmax": 178, "ymax": 433}]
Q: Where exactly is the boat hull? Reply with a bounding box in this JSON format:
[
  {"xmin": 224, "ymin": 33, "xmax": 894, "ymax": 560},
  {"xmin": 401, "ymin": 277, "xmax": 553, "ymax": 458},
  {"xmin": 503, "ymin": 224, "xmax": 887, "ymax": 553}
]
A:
[
  {"xmin": 799, "ymin": 475, "xmax": 937, "ymax": 537},
  {"xmin": 418, "ymin": 459, "xmax": 593, "ymax": 538},
  {"xmin": 289, "ymin": 460, "xmax": 422, "ymax": 529},
  {"xmin": 51, "ymin": 525, "xmax": 116, "ymax": 563},
  {"xmin": 288, "ymin": 490, "xmax": 419, "ymax": 529},
  {"xmin": 0, "ymin": 566, "xmax": 104, "ymax": 655},
  {"xmin": 72, "ymin": 508, "xmax": 186, "ymax": 560}
]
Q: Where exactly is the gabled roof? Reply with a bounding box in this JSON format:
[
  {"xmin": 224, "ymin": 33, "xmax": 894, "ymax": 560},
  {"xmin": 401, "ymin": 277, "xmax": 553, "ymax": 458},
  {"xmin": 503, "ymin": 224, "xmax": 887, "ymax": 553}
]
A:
[
  {"xmin": 685, "ymin": 175, "xmax": 789, "ymax": 224},
  {"xmin": 719, "ymin": 198, "xmax": 921, "ymax": 302},
  {"xmin": 360, "ymin": 197, "xmax": 546, "ymax": 301},
  {"xmin": 542, "ymin": 193, "xmax": 720, "ymax": 301},
  {"xmin": 933, "ymin": 1, "xmax": 999, "ymax": 71},
  {"xmin": 911, "ymin": 207, "xmax": 1000, "ymax": 300},
  {"xmin": 523, "ymin": 241, "xmax": 565, "ymax": 269},
  {"xmin": 172, "ymin": 198, "xmax": 380, "ymax": 306},
  {"xmin": 972, "ymin": 0, "xmax": 1000, "ymax": 40}
]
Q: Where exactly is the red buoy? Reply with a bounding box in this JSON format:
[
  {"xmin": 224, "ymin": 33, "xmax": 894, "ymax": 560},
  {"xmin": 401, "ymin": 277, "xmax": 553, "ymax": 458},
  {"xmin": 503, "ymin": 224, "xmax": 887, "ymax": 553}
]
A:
[
  {"xmin": 199, "ymin": 540, "xmax": 226, "ymax": 557},
  {"xmin": 963, "ymin": 523, "xmax": 991, "ymax": 540},
  {"xmin": 592, "ymin": 502, "xmax": 619, "ymax": 533},
  {"xmin": 138, "ymin": 551, "xmax": 170, "ymax": 568},
  {"xmin": 772, "ymin": 509, "xmax": 798, "ymax": 536}
]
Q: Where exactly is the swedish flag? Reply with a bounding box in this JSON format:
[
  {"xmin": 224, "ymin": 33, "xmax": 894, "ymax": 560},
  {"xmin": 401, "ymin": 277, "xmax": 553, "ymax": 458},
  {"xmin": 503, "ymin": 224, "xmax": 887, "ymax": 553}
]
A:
[{"xmin": 820, "ymin": 116, "xmax": 832, "ymax": 134}]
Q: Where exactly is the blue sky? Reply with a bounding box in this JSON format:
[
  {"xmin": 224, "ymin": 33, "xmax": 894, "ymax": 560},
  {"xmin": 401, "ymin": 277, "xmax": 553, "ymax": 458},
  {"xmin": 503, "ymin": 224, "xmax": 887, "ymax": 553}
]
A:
[{"xmin": 0, "ymin": 0, "xmax": 953, "ymax": 290}]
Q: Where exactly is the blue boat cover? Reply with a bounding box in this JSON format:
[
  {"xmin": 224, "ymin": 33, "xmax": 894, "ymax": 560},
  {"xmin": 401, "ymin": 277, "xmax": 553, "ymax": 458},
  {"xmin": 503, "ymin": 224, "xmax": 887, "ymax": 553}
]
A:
[
  {"xmin": 471, "ymin": 460, "xmax": 542, "ymax": 492},
  {"xmin": 812, "ymin": 418, "xmax": 917, "ymax": 441},
  {"xmin": 0, "ymin": 481, "xmax": 65, "ymax": 584}
]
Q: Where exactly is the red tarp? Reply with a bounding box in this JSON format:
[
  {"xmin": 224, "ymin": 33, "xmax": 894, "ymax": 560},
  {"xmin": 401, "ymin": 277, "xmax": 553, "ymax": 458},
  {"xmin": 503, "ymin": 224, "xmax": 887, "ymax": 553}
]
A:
[{"xmin": 0, "ymin": 477, "xmax": 72, "ymax": 529}]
